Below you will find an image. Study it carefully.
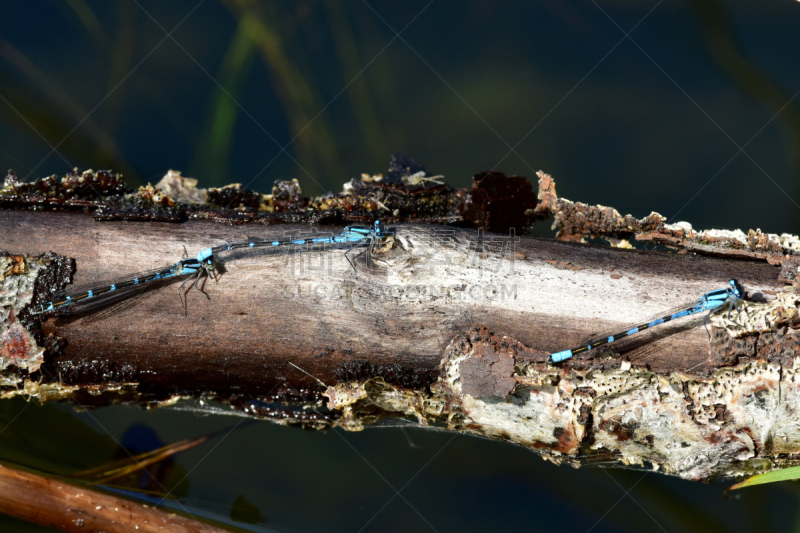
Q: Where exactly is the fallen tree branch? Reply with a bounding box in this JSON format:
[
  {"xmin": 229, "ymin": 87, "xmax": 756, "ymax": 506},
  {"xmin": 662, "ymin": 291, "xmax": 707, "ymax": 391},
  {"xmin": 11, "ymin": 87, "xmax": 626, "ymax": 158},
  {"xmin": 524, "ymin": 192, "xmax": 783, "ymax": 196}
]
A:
[
  {"xmin": 0, "ymin": 462, "xmax": 232, "ymax": 533},
  {"xmin": 2, "ymin": 167, "xmax": 799, "ymax": 483}
]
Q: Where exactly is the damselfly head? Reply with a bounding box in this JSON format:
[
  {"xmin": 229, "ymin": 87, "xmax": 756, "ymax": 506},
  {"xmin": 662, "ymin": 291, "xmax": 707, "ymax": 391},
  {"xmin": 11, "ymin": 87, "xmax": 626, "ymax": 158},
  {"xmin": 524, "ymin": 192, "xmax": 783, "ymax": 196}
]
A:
[
  {"xmin": 729, "ymin": 279, "xmax": 743, "ymax": 298},
  {"xmin": 373, "ymin": 219, "xmax": 385, "ymax": 236}
]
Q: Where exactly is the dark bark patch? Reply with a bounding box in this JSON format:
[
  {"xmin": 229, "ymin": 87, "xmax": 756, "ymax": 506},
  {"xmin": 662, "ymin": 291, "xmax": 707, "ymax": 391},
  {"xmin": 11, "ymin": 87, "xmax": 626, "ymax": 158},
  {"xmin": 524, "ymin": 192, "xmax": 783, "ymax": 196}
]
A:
[{"xmin": 459, "ymin": 343, "xmax": 516, "ymax": 398}]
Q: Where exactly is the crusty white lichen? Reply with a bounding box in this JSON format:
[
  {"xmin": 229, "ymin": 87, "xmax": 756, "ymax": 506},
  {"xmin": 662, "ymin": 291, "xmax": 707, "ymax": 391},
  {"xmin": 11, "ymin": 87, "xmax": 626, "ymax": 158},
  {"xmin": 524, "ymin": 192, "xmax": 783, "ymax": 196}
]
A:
[
  {"xmin": 432, "ymin": 337, "xmax": 800, "ymax": 480},
  {"xmin": 713, "ymin": 288, "xmax": 800, "ymax": 337},
  {"xmin": 663, "ymin": 221, "xmax": 800, "ymax": 255},
  {"xmin": 153, "ymin": 170, "xmax": 207, "ymax": 205},
  {"xmin": 0, "ymin": 255, "xmax": 44, "ymax": 373},
  {"xmin": 311, "ymin": 330, "xmax": 800, "ymax": 481}
]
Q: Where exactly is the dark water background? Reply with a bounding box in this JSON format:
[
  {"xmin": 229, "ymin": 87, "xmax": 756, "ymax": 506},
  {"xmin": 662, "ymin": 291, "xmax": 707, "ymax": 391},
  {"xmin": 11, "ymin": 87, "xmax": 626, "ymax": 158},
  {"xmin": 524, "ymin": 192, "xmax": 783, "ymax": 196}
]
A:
[{"xmin": 2, "ymin": 1, "xmax": 800, "ymax": 531}]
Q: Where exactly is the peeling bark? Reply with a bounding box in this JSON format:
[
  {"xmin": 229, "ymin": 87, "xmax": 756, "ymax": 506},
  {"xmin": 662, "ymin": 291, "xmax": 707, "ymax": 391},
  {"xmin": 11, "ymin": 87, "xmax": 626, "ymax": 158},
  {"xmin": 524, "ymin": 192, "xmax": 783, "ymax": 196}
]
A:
[{"xmin": 435, "ymin": 326, "xmax": 798, "ymax": 481}]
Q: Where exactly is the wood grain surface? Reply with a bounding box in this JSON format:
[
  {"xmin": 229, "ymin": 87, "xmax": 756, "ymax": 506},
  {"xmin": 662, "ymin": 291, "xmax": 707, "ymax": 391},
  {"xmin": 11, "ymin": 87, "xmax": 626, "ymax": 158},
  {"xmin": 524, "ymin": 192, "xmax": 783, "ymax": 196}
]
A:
[{"xmin": 3, "ymin": 210, "xmax": 782, "ymax": 396}]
